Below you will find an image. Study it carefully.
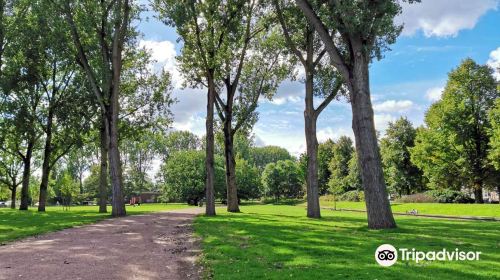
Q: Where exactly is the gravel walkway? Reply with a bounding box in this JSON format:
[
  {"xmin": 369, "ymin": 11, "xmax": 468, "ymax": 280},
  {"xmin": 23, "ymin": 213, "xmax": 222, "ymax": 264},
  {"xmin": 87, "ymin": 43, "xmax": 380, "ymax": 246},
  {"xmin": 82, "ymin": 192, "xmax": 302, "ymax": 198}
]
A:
[{"xmin": 0, "ymin": 207, "xmax": 204, "ymax": 280}]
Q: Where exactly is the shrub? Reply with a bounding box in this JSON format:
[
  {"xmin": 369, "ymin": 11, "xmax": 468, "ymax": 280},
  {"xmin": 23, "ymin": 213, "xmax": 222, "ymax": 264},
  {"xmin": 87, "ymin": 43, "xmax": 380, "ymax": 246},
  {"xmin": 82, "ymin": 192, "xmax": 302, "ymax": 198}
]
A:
[
  {"xmin": 338, "ymin": 190, "xmax": 364, "ymax": 202},
  {"xmin": 261, "ymin": 160, "xmax": 303, "ymax": 201},
  {"xmin": 426, "ymin": 189, "xmax": 474, "ymax": 203},
  {"xmin": 395, "ymin": 193, "xmax": 436, "ymax": 203}
]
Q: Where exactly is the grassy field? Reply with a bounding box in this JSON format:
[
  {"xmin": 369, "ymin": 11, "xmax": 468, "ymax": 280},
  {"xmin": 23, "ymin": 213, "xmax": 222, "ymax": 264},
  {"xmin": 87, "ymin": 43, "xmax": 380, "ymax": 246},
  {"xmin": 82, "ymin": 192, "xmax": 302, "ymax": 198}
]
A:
[
  {"xmin": 195, "ymin": 205, "xmax": 500, "ymax": 280},
  {"xmin": 0, "ymin": 203, "xmax": 191, "ymax": 244},
  {"xmin": 299, "ymin": 197, "xmax": 500, "ymax": 217}
]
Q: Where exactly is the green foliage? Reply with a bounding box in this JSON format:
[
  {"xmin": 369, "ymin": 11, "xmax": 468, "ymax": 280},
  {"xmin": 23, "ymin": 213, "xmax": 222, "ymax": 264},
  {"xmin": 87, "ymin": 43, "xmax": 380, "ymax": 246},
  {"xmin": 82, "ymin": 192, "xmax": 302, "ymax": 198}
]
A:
[
  {"xmin": 380, "ymin": 117, "xmax": 424, "ymax": 196},
  {"xmin": 327, "ymin": 136, "xmax": 361, "ymax": 194},
  {"xmin": 159, "ymin": 150, "xmax": 225, "ymax": 205},
  {"xmin": 249, "ymin": 146, "xmax": 293, "ymax": 170},
  {"xmin": 261, "ymin": 160, "xmax": 303, "ymax": 201},
  {"xmin": 488, "ymin": 99, "xmax": 500, "ymax": 169},
  {"xmin": 235, "ymin": 157, "xmax": 262, "ymax": 200},
  {"xmin": 338, "ymin": 190, "xmax": 364, "ymax": 202},
  {"xmin": 395, "ymin": 193, "xmax": 437, "ymax": 203},
  {"xmin": 56, "ymin": 172, "xmax": 80, "ymax": 205},
  {"xmin": 317, "ymin": 140, "xmax": 335, "ymax": 195},
  {"xmin": 411, "ymin": 59, "xmax": 499, "ymax": 193},
  {"xmin": 425, "ymin": 190, "xmax": 475, "ymax": 204}
]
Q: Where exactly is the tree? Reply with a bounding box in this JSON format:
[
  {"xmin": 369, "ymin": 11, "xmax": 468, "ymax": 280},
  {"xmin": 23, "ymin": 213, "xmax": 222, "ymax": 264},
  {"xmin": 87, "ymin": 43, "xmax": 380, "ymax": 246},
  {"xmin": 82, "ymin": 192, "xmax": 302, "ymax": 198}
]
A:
[
  {"xmin": 216, "ymin": 25, "xmax": 289, "ymax": 213},
  {"xmin": 55, "ymin": 0, "xmax": 136, "ymax": 216},
  {"xmin": 159, "ymin": 150, "xmax": 225, "ymax": 205},
  {"xmin": 235, "ymin": 157, "xmax": 262, "ymax": 200},
  {"xmin": 0, "ymin": 148, "xmax": 22, "ymax": 208},
  {"xmin": 154, "ymin": 0, "xmax": 250, "ymax": 216},
  {"xmin": 293, "ymin": 0, "xmax": 411, "ymax": 228},
  {"xmin": 249, "ymin": 146, "xmax": 293, "ymax": 170},
  {"xmin": 488, "ymin": 99, "xmax": 500, "ymax": 197},
  {"xmin": 29, "ymin": 1, "xmax": 94, "ymax": 212},
  {"xmin": 0, "ymin": 0, "xmax": 43, "ymax": 210},
  {"xmin": 158, "ymin": 130, "xmax": 200, "ymax": 160},
  {"xmin": 262, "ymin": 160, "xmax": 303, "ymax": 201},
  {"xmin": 317, "ymin": 139, "xmax": 336, "ymax": 195},
  {"xmin": 411, "ymin": 59, "xmax": 499, "ymax": 203},
  {"xmin": 274, "ymin": 0, "xmax": 343, "ymax": 218},
  {"xmin": 380, "ymin": 117, "xmax": 424, "ymax": 197},
  {"xmin": 328, "ymin": 136, "xmax": 355, "ymax": 195}
]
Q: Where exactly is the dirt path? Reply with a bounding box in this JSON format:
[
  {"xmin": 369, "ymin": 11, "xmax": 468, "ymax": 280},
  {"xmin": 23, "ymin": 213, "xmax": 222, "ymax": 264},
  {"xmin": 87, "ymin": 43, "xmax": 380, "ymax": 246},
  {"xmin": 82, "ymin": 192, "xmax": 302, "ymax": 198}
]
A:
[{"xmin": 0, "ymin": 207, "xmax": 204, "ymax": 280}]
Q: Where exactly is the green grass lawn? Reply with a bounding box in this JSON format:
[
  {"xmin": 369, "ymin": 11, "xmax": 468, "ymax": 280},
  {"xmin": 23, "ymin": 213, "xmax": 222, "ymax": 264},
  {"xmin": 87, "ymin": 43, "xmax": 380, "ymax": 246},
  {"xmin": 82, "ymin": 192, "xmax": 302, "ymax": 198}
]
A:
[
  {"xmin": 195, "ymin": 205, "xmax": 500, "ymax": 279},
  {"xmin": 0, "ymin": 203, "xmax": 191, "ymax": 244},
  {"xmin": 300, "ymin": 197, "xmax": 500, "ymax": 218}
]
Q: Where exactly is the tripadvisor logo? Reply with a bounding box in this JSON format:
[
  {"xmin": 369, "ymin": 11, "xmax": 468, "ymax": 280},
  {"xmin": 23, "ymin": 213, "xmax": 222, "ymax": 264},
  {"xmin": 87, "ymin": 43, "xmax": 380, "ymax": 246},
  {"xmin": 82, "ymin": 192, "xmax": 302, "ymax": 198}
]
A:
[{"xmin": 375, "ymin": 244, "xmax": 481, "ymax": 267}]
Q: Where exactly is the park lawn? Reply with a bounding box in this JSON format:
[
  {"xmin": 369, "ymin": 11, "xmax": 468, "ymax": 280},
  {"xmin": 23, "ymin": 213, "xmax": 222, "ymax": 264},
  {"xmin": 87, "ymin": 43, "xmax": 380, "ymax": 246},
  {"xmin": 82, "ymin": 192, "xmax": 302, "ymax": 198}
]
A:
[
  {"xmin": 194, "ymin": 205, "xmax": 500, "ymax": 280},
  {"xmin": 0, "ymin": 203, "xmax": 191, "ymax": 244},
  {"xmin": 303, "ymin": 197, "xmax": 500, "ymax": 218}
]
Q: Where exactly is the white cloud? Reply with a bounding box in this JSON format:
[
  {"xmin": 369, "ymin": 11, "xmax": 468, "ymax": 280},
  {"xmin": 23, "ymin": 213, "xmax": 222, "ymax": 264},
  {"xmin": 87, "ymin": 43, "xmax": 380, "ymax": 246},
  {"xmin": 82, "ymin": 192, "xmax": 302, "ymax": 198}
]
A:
[
  {"xmin": 425, "ymin": 86, "xmax": 444, "ymax": 102},
  {"xmin": 487, "ymin": 47, "xmax": 500, "ymax": 80},
  {"xmin": 139, "ymin": 40, "xmax": 182, "ymax": 88},
  {"xmin": 373, "ymin": 100, "xmax": 414, "ymax": 113},
  {"xmin": 397, "ymin": 0, "xmax": 498, "ymax": 37},
  {"xmin": 317, "ymin": 127, "xmax": 354, "ymax": 143},
  {"xmin": 374, "ymin": 114, "xmax": 397, "ymax": 132}
]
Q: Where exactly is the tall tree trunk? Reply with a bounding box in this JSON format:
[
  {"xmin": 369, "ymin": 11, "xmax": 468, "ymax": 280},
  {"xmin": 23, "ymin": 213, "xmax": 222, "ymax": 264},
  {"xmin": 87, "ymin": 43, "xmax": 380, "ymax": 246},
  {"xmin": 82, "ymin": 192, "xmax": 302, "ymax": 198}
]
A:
[
  {"xmin": 350, "ymin": 57, "xmax": 396, "ymax": 229},
  {"xmin": 19, "ymin": 142, "xmax": 34, "ymax": 211},
  {"xmin": 304, "ymin": 72, "xmax": 320, "ymax": 218},
  {"xmin": 107, "ymin": 100, "xmax": 126, "ymax": 217},
  {"xmin": 304, "ymin": 28, "xmax": 320, "ymax": 218},
  {"xmin": 223, "ymin": 119, "xmax": 239, "ymax": 212},
  {"xmin": 205, "ymin": 73, "xmax": 216, "ymax": 216},
  {"xmin": 99, "ymin": 117, "xmax": 108, "ymax": 213},
  {"xmin": 10, "ymin": 185, "xmax": 16, "ymax": 209},
  {"xmin": 38, "ymin": 111, "xmax": 54, "ymax": 212},
  {"xmin": 473, "ymin": 181, "xmax": 484, "ymax": 204}
]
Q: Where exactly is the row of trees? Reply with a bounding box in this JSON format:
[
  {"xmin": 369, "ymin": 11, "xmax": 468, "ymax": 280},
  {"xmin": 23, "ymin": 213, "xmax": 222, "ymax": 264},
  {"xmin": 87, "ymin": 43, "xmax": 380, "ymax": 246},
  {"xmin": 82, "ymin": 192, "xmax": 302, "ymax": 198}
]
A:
[
  {"xmin": 0, "ymin": 0, "xmax": 172, "ymax": 216},
  {"xmin": 154, "ymin": 0, "xmax": 418, "ymax": 229}
]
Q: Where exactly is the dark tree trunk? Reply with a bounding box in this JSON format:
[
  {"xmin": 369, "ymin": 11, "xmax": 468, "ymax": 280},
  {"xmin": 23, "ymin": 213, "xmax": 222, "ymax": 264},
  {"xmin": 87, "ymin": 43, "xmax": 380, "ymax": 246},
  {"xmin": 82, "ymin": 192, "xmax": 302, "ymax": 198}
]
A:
[
  {"xmin": 223, "ymin": 120, "xmax": 239, "ymax": 212},
  {"xmin": 99, "ymin": 117, "xmax": 108, "ymax": 213},
  {"xmin": 205, "ymin": 72, "xmax": 216, "ymax": 216},
  {"xmin": 19, "ymin": 141, "xmax": 34, "ymax": 211},
  {"xmin": 473, "ymin": 182, "xmax": 484, "ymax": 204},
  {"xmin": 10, "ymin": 185, "xmax": 16, "ymax": 209},
  {"xmin": 304, "ymin": 28, "xmax": 320, "ymax": 219},
  {"xmin": 107, "ymin": 99, "xmax": 126, "ymax": 217},
  {"xmin": 350, "ymin": 56, "xmax": 396, "ymax": 229},
  {"xmin": 38, "ymin": 111, "xmax": 54, "ymax": 212}
]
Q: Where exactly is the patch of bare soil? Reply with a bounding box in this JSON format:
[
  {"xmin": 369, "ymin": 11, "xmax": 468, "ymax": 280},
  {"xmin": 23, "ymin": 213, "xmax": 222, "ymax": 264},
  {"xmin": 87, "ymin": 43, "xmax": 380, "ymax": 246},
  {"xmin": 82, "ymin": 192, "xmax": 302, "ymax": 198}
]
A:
[{"xmin": 0, "ymin": 207, "xmax": 204, "ymax": 280}]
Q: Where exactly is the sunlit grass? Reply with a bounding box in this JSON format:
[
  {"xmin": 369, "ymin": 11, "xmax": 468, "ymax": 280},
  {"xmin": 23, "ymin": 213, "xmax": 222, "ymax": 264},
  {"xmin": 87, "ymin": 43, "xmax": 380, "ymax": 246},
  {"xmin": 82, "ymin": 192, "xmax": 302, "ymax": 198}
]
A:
[
  {"xmin": 308, "ymin": 197, "xmax": 500, "ymax": 217},
  {"xmin": 0, "ymin": 203, "xmax": 192, "ymax": 243},
  {"xmin": 195, "ymin": 204, "xmax": 500, "ymax": 279}
]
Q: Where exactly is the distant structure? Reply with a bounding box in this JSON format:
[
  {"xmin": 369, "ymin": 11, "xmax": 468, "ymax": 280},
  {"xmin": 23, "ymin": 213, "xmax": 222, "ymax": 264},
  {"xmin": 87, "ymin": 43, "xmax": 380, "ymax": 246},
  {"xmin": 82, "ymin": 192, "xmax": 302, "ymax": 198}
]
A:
[{"xmin": 129, "ymin": 192, "xmax": 161, "ymax": 205}]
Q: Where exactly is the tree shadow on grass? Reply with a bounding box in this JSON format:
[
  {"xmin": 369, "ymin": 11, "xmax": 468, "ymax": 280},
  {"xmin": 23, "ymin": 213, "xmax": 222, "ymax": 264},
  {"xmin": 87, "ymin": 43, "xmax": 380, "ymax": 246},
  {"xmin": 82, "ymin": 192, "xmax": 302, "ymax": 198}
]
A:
[{"xmin": 195, "ymin": 207, "xmax": 500, "ymax": 280}]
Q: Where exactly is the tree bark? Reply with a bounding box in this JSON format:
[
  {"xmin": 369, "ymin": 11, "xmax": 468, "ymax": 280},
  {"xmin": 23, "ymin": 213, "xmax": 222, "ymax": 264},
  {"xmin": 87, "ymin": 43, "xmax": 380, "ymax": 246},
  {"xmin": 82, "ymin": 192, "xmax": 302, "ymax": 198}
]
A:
[
  {"xmin": 350, "ymin": 56, "xmax": 396, "ymax": 229},
  {"xmin": 205, "ymin": 72, "xmax": 216, "ymax": 216},
  {"xmin": 99, "ymin": 117, "xmax": 108, "ymax": 213},
  {"xmin": 38, "ymin": 111, "xmax": 54, "ymax": 212},
  {"xmin": 223, "ymin": 119, "xmax": 239, "ymax": 212},
  {"xmin": 107, "ymin": 96, "xmax": 126, "ymax": 217},
  {"xmin": 10, "ymin": 185, "xmax": 16, "ymax": 209},
  {"xmin": 19, "ymin": 141, "xmax": 34, "ymax": 211},
  {"xmin": 304, "ymin": 28, "xmax": 321, "ymax": 219},
  {"xmin": 304, "ymin": 77, "xmax": 320, "ymax": 218},
  {"xmin": 473, "ymin": 181, "xmax": 484, "ymax": 204}
]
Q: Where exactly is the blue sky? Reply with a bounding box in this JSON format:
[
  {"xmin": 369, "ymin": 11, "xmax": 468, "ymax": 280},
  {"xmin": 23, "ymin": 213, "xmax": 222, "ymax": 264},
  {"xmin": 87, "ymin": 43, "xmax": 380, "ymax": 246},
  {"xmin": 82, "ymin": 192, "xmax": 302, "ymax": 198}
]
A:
[{"xmin": 137, "ymin": 0, "xmax": 500, "ymax": 156}]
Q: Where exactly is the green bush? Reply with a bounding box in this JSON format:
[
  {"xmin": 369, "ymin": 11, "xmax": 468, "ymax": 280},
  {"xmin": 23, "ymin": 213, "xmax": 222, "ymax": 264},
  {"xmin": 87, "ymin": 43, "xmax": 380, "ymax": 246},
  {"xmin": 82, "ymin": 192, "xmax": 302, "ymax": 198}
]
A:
[
  {"xmin": 426, "ymin": 189, "xmax": 474, "ymax": 203},
  {"xmin": 395, "ymin": 193, "xmax": 436, "ymax": 203},
  {"xmin": 338, "ymin": 190, "xmax": 364, "ymax": 202}
]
